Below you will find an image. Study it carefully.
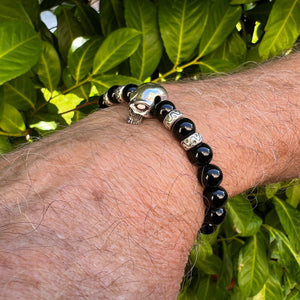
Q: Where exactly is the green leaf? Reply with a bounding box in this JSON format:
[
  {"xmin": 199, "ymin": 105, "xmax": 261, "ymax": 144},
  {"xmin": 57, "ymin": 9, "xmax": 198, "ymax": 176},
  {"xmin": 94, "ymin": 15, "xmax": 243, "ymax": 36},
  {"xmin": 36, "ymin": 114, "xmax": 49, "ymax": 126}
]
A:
[
  {"xmin": 259, "ymin": 0, "xmax": 300, "ymax": 59},
  {"xmin": 195, "ymin": 275, "xmax": 217, "ymax": 299},
  {"xmin": 265, "ymin": 182, "xmax": 282, "ymax": 199},
  {"xmin": 217, "ymin": 242, "xmax": 233, "ymax": 290},
  {"xmin": 56, "ymin": 6, "xmax": 85, "ymax": 61},
  {"xmin": 199, "ymin": 59, "xmax": 237, "ymax": 74},
  {"xmin": 266, "ymin": 226, "xmax": 300, "ymax": 285},
  {"xmin": 92, "ymin": 28, "xmax": 141, "ymax": 75},
  {"xmin": 159, "ymin": 0, "xmax": 209, "ymax": 65},
  {"xmin": 91, "ymin": 75, "xmax": 141, "ymax": 95},
  {"xmin": 198, "ymin": 0, "xmax": 242, "ymax": 58},
  {"xmin": 238, "ymin": 232, "xmax": 269, "ymax": 297},
  {"xmin": 73, "ymin": 0, "xmax": 101, "ymax": 35},
  {"xmin": 286, "ymin": 179, "xmax": 300, "ymax": 208},
  {"xmin": 206, "ymin": 29, "xmax": 247, "ymax": 65},
  {"xmin": 252, "ymin": 272, "xmax": 284, "ymax": 300},
  {"xmin": 100, "ymin": 0, "xmax": 125, "ymax": 36},
  {"xmin": 286, "ymin": 289, "xmax": 300, "ymax": 300},
  {"xmin": 20, "ymin": 0, "xmax": 40, "ymax": 28},
  {"xmin": 0, "ymin": 21, "xmax": 42, "ymax": 85},
  {"xmin": 273, "ymin": 196, "xmax": 300, "ymax": 252},
  {"xmin": 0, "ymin": 137, "xmax": 13, "ymax": 154},
  {"xmin": 125, "ymin": 0, "xmax": 163, "ymax": 80},
  {"xmin": 4, "ymin": 75, "xmax": 36, "ymax": 110},
  {"xmin": 0, "ymin": 0, "xmax": 33, "ymax": 26},
  {"xmin": 227, "ymin": 195, "xmax": 260, "ymax": 236},
  {"xmin": 0, "ymin": 103, "xmax": 26, "ymax": 133},
  {"xmin": 230, "ymin": 0, "xmax": 260, "ymax": 3},
  {"xmin": 68, "ymin": 37, "xmax": 103, "ymax": 83},
  {"xmin": 196, "ymin": 254, "xmax": 222, "ymax": 275},
  {"xmin": 35, "ymin": 42, "xmax": 61, "ymax": 93}
]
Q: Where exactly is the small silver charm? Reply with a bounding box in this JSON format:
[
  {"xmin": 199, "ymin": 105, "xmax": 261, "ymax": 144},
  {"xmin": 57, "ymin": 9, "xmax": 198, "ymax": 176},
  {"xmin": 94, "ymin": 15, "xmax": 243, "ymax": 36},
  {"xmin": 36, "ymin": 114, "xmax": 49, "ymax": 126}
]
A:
[
  {"xmin": 127, "ymin": 83, "xmax": 168, "ymax": 125},
  {"xmin": 163, "ymin": 109, "xmax": 184, "ymax": 130},
  {"xmin": 181, "ymin": 132, "xmax": 203, "ymax": 151}
]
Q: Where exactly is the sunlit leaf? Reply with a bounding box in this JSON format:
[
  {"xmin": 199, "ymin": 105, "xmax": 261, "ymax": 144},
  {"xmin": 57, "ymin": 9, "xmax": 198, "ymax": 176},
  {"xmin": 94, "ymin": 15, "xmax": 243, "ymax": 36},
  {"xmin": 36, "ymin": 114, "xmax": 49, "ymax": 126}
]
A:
[
  {"xmin": 92, "ymin": 28, "xmax": 141, "ymax": 75},
  {"xmin": 68, "ymin": 37, "xmax": 103, "ymax": 82},
  {"xmin": 238, "ymin": 232, "xmax": 269, "ymax": 297},
  {"xmin": 259, "ymin": 0, "xmax": 300, "ymax": 59},
  {"xmin": 0, "ymin": 21, "xmax": 42, "ymax": 85},
  {"xmin": 100, "ymin": 0, "xmax": 125, "ymax": 36},
  {"xmin": 199, "ymin": 0, "xmax": 242, "ymax": 58},
  {"xmin": 55, "ymin": 6, "xmax": 85, "ymax": 61},
  {"xmin": 4, "ymin": 75, "xmax": 36, "ymax": 110},
  {"xmin": 159, "ymin": 0, "xmax": 209, "ymax": 65},
  {"xmin": 0, "ymin": 0, "xmax": 33, "ymax": 26},
  {"xmin": 35, "ymin": 42, "xmax": 61, "ymax": 92},
  {"xmin": 125, "ymin": 0, "xmax": 163, "ymax": 80},
  {"xmin": 273, "ymin": 196, "xmax": 300, "ymax": 252},
  {"xmin": 50, "ymin": 93, "xmax": 83, "ymax": 124},
  {"xmin": 0, "ymin": 103, "xmax": 26, "ymax": 133}
]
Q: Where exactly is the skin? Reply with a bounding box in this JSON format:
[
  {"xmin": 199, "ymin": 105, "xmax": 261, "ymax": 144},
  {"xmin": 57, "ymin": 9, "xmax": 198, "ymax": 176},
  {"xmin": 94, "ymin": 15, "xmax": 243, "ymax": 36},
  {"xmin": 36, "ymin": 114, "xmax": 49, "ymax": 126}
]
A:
[{"xmin": 0, "ymin": 53, "xmax": 299, "ymax": 299}]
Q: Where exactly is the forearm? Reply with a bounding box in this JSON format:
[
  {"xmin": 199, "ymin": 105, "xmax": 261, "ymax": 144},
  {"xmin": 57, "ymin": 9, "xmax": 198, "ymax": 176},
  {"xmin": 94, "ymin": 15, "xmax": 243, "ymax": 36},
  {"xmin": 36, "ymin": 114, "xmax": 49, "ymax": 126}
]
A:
[{"xmin": 0, "ymin": 53, "xmax": 299, "ymax": 298}]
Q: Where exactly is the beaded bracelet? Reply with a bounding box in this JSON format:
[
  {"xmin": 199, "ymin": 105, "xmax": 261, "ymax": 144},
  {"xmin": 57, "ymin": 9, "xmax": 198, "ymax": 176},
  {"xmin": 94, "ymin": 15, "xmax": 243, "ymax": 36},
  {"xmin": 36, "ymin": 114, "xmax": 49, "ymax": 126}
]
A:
[{"xmin": 98, "ymin": 83, "xmax": 228, "ymax": 235}]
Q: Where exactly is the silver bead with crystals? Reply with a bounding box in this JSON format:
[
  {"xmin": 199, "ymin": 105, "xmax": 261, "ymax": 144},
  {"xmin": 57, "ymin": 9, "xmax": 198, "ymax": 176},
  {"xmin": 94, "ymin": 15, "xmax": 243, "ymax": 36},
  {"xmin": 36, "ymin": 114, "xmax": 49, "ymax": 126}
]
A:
[{"xmin": 127, "ymin": 83, "xmax": 168, "ymax": 125}]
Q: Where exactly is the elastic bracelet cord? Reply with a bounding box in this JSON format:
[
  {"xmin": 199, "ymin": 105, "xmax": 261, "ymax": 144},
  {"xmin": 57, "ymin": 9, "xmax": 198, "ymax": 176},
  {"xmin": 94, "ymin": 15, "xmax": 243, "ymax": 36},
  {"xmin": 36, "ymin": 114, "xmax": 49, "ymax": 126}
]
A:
[{"xmin": 98, "ymin": 83, "xmax": 228, "ymax": 235}]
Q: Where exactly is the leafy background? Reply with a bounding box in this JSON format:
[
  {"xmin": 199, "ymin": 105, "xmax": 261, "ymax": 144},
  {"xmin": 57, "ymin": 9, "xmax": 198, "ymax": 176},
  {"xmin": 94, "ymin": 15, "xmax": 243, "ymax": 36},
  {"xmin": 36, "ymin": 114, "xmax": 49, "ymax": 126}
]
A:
[{"xmin": 0, "ymin": 0, "xmax": 299, "ymax": 299}]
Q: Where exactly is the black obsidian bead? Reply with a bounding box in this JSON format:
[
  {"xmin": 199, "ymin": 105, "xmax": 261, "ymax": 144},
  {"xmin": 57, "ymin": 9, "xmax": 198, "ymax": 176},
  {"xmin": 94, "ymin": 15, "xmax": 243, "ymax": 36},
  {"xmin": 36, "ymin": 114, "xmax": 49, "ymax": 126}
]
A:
[
  {"xmin": 199, "ymin": 223, "xmax": 217, "ymax": 235},
  {"xmin": 204, "ymin": 207, "xmax": 226, "ymax": 225},
  {"xmin": 198, "ymin": 164, "xmax": 223, "ymax": 188},
  {"xmin": 203, "ymin": 186, "xmax": 228, "ymax": 208},
  {"xmin": 172, "ymin": 118, "xmax": 196, "ymax": 141},
  {"xmin": 187, "ymin": 143, "xmax": 213, "ymax": 166},
  {"xmin": 107, "ymin": 85, "xmax": 120, "ymax": 103},
  {"xmin": 122, "ymin": 84, "xmax": 138, "ymax": 102},
  {"xmin": 98, "ymin": 94, "xmax": 108, "ymax": 108},
  {"xmin": 154, "ymin": 100, "xmax": 176, "ymax": 122}
]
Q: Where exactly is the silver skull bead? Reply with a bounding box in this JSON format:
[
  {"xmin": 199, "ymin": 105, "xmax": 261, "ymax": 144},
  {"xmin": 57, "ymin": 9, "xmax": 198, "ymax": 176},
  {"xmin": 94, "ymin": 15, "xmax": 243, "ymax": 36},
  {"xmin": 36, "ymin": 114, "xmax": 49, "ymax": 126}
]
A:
[{"xmin": 127, "ymin": 83, "xmax": 168, "ymax": 125}]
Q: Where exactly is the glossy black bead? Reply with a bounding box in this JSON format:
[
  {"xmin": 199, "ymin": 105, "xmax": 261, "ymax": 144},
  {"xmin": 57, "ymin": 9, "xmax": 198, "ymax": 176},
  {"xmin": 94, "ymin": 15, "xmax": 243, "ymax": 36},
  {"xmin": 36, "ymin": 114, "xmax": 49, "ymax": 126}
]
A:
[
  {"xmin": 172, "ymin": 118, "xmax": 196, "ymax": 141},
  {"xmin": 199, "ymin": 223, "xmax": 217, "ymax": 235},
  {"xmin": 204, "ymin": 207, "xmax": 226, "ymax": 225},
  {"xmin": 122, "ymin": 84, "xmax": 138, "ymax": 102},
  {"xmin": 187, "ymin": 143, "xmax": 213, "ymax": 166},
  {"xmin": 107, "ymin": 85, "xmax": 120, "ymax": 103},
  {"xmin": 198, "ymin": 164, "xmax": 223, "ymax": 188},
  {"xmin": 98, "ymin": 94, "xmax": 108, "ymax": 108},
  {"xmin": 203, "ymin": 186, "xmax": 228, "ymax": 208},
  {"xmin": 154, "ymin": 100, "xmax": 176, "ymax": 122}
]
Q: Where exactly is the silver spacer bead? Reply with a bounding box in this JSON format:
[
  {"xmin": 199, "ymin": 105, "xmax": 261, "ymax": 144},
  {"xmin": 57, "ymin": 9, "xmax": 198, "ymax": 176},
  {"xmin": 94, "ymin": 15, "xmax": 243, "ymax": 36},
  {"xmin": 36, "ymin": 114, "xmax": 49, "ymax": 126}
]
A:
[
  {"xmin": 163, "ymin": 109, "xmax": 184, "ymax": 130},
  {"xmin": 181, "ymin": 132, "xmax": 203, "ymax": 151},
  {"xmin": 103, "ymin": 92, "xmax": 114, "ymax": 106},
  {"xmin": 115, "ymin": 85, "xmax": 126, "ymax": 103}
]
